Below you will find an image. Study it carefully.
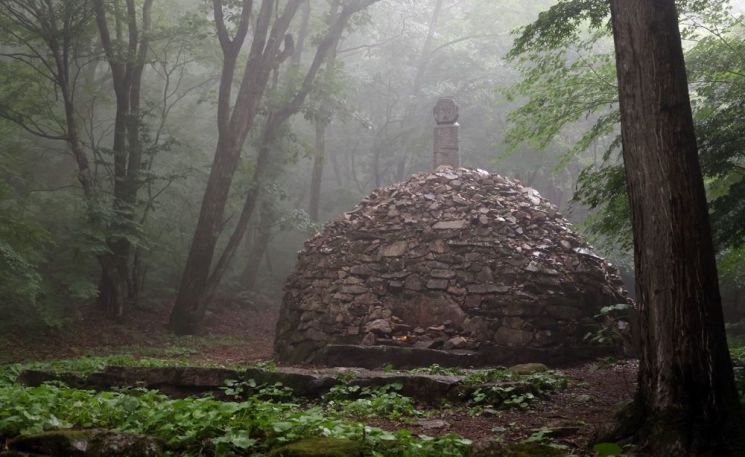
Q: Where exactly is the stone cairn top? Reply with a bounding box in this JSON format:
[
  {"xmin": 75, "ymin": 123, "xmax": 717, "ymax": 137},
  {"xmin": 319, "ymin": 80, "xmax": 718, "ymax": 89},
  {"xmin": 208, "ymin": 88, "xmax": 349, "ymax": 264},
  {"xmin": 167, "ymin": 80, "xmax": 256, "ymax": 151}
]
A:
[
  {"xmin": 275, "ymin": 166, "xmax": 630, "ymax": 366},
  {"xmin": 433, "ymin": 97, "xmax": 460, "ymax": 168}
]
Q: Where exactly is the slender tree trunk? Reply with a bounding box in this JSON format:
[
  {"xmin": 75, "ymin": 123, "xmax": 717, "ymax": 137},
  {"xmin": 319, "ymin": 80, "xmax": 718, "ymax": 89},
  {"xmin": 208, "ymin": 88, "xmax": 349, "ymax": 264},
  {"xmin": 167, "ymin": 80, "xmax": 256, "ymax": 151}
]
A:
[
  {"xmin": 308, "ymin": 0, "xmax": 340, "ymax": 221},
  {"xmin": 290, "ymin": 0, "xmax": 310, "ymax": 69},
  {"xmin": 609, "ymin": 1, "xmax": 744, "ymax": 454},
  {"xmin": 93, "ymin": 0, "xmax": 153, "ymax": 319},
  {"xmin": 100, "ymin": 86, "xmax": 132, "ymax": 319},
  {"xmin": 308, "ymin": 120, "xmax": 326, "ymax": 221},
  {"xmin": 241, "ymin": 198, "xmax": 276, "ymax": 289},
  {"xmin": 330, "ymin": 147, "xmax": 343, "ymax": 186}
]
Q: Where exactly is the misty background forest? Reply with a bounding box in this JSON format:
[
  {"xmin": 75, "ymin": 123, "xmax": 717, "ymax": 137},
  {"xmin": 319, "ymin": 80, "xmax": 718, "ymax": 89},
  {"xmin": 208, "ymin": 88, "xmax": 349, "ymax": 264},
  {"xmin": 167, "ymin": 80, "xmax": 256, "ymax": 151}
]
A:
[{"xmin": 1, "ymin": 0, "xmax": 745, "ymax": 456}]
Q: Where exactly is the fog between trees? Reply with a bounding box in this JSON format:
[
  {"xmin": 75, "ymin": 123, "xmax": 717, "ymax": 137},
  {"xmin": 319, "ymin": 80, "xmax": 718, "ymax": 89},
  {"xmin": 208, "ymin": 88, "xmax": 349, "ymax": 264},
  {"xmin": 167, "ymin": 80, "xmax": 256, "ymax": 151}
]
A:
[{"xmin": 1, "ymin": 0, "xmax": 744, "ymax": 328}]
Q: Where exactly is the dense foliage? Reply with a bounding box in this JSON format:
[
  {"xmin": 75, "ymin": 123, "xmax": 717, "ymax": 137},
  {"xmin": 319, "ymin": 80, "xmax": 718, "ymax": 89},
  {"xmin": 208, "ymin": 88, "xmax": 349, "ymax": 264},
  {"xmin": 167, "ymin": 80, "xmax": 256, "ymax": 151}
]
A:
[
  {"xmin": 0, "ymin": 383, "xmax": 472, "ymax": 457},
  {"xmin": 506, "ymin": 0, "xmax": 745, "ymax": 289}
]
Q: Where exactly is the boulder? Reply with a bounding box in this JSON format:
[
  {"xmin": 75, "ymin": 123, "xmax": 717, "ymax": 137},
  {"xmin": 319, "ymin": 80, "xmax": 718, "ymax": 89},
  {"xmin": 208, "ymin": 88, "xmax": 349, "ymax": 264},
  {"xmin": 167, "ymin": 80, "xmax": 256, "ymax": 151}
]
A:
[{"xmin": 5, "ymin": 430, "xmax": 163, "ymax": 457}]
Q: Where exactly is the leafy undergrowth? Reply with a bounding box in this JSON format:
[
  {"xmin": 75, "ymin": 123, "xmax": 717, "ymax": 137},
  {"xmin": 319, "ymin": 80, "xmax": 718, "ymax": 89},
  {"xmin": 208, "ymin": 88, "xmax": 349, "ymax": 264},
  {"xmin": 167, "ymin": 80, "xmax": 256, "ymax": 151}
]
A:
[
  {"xmin": 0, "ymin": 355, "xmax": 219, "ymax": 387},
  {"xmin": 322, "ymin": 383, "xmax": 422, "ymax": 420},
  {"xmin": 0, "ymin": 358, "xmax": 579, "ymax": 456},
  {"xmin": 0, "ymin": 382, "xmax": 471, "ymax": 457},
  {"xmin": 5, "ymin": 346, "xmax": 742, "ymax": 456},
  {"xmin": 411, "ymin": 364, "xmax": 568, "ymax": 412}
]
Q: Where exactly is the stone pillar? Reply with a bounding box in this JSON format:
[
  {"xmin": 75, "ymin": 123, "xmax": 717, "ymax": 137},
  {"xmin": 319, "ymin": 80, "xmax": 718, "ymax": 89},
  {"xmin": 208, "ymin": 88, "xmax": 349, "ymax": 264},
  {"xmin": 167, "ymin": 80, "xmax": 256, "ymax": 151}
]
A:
[{"xmin": 433, "ymin": 97, "xmax": 460, "ymax": 168}]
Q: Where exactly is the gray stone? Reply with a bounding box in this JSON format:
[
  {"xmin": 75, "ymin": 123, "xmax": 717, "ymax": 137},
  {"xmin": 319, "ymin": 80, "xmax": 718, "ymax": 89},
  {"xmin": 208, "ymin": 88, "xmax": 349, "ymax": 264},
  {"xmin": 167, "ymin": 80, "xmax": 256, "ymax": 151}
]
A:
[
  {"xmin": 433, "ymin": 220, "xmax": 467, "ymax": 230},
  {"xmin": 404, "ymin": 275, "xmax": 423, "ymax": 291},
  {"xmin": 431, "ymin": 269, "xmax": 456, "ymax": 279},
  {"xmin": 426, "ymin": 279, "xmax": 449, "ymax": 290},
  {"xmin": 416, "ymin": 419, "xmax": 450, "ymax": 430},
  {"xmin": 361, "ymin": 332, "xmax": 376, "ymax": 346},
  {"xmin": 444, "ymin": 336, "xmax": 468, "ymax": 350},
  {"xmin": 476, "ymin": 266, "xmax": 494, "ymax": 282},
  {"xmin": 364, "ymin": 319, "xmax": 392, "ymax": 335},
  {"xmin": 350, "ymin": 265, "xmax": 373, "ymax": 276},
  {"xmin": 340, "ymin": 285, "xmax": 367, "ymax": 295},
  {"xmin": 466, "ymin": 284, "xmax": 509, "ymax": 294},
  {"xmin": 381, "ymin": 241, "xmax": 408, "ymax": 257},
  {"xmin": 388, "ymin": 280, "xmax": 403, "ymax": 291}
]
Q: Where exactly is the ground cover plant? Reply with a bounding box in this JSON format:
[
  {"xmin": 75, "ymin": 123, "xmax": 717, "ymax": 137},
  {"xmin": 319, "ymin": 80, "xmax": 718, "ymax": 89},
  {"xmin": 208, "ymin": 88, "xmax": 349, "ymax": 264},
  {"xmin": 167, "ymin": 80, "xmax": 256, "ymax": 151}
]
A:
[
  {"xmin": 0, "ymin": 380, "xmax": 471, "ymax": 456},
  {"xmin": 2, "ymin": 345, "xmax": 743, "ymax": 456},
  {"xmin": 0, "ymin": 357, "xmax": 581, "ymax": 456}
]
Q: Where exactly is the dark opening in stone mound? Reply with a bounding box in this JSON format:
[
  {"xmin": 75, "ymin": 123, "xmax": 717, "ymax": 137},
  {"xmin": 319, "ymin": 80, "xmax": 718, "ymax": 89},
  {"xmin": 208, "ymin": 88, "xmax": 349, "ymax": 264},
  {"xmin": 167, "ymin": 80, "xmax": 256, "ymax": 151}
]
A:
[{"xmin": 274, "ymin": 166, "xmax": 630, "ymax": 367}]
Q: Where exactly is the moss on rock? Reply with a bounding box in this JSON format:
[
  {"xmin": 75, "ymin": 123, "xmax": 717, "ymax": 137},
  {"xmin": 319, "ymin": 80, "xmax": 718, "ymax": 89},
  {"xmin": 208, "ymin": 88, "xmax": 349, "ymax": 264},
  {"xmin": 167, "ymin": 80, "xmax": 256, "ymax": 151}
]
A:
[
  {"xmin": 508, "ymin": 363, "xmax": 549, "ymax": 375},
  {"xmin": 470, "ymin": 441, "xmax": 567, "ymax": 457},
  {"xmin": 270, "ymin": 437, "xmax": 364, "ymax": 457}
]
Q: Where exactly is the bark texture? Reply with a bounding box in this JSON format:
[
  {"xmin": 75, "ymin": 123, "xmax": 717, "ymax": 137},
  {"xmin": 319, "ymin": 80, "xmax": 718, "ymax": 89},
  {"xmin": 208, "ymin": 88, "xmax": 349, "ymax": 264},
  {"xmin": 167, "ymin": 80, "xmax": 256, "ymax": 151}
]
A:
[{"xmin": 610, "ymin": 0, "xmax": 743, "ymax": 454}]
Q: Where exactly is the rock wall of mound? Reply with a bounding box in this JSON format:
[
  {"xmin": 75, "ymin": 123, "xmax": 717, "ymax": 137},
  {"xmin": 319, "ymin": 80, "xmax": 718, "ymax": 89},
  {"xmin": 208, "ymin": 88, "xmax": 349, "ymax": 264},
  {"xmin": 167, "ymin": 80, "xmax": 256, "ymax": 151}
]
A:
[{"xmin": 275, "ymin": 167, "xmax": 629, "ymax": 364}]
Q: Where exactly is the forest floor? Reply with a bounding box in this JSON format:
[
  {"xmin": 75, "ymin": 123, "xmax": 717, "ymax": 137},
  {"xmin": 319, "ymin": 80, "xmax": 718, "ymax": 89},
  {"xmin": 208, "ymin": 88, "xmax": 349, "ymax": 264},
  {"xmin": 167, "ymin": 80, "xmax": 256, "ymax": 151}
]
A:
[
  {"xmin": 0, "ymin": 299, "xmax": 277, "ymax": 365},
  {"xmin": 0, "ymin": 300, "xmax": 639, "ymax": 455}
]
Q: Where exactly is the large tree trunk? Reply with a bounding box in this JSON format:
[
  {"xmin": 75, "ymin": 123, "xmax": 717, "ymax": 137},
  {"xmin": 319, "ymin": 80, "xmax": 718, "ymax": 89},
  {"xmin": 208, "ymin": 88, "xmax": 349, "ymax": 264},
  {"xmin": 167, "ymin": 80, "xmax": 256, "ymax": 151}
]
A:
[{"xmin": 609, "ymin": 1, "xmax": 743, "ymax": 454}]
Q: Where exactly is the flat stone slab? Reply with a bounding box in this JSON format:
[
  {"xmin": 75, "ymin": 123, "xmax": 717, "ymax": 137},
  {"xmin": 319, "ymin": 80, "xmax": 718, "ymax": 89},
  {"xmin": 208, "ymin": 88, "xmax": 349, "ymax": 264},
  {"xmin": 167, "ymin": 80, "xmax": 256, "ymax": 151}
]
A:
[
  {"xmin": 17, "ymin": 365, "xmax": 462, "ymax": 405},
  {"xmin": 319, "ymin": 344, "xmax": 620, "ymax": 369},
  {"xmin": 321, "ymin": 344, "xmax": 481, "ymax": 369},
  {"xmin": 18, "ymin": 366, "xmax": 245, "ymax": 398}
]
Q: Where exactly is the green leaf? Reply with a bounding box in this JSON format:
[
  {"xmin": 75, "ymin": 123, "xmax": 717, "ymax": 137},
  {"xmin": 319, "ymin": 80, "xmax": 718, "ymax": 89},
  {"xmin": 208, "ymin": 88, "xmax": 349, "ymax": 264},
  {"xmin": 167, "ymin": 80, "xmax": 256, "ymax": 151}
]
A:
[{"xmin": 593, "ymin": 442, "xmax": 623, "ymax": 456}]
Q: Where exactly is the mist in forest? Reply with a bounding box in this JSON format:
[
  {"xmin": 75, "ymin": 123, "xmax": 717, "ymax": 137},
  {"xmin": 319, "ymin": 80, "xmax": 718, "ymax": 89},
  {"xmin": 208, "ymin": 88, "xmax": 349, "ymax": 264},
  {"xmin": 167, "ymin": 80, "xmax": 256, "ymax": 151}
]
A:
[
  {"xmin": 4, "ymin": 1, "xmax": 745, "ymax": 455},
  {"xmin": 1, "ymin": 0, "xmax": 744, "ymax": 329}
]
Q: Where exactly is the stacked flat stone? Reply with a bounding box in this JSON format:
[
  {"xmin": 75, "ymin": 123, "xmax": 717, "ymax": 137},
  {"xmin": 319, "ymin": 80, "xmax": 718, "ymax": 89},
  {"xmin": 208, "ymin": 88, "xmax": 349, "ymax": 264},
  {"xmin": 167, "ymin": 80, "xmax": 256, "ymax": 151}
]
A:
[{"xmin": 275, "ymin": 166, "xmax": 629, "ymax": 364}]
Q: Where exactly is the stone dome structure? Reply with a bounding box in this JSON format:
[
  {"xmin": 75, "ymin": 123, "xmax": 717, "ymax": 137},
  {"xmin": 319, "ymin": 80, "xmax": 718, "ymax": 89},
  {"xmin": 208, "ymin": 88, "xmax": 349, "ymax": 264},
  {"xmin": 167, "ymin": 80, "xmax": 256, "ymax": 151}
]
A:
[{"xmin": 275, "ymin": 166, "xmax": 630, "ymax": 367}]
